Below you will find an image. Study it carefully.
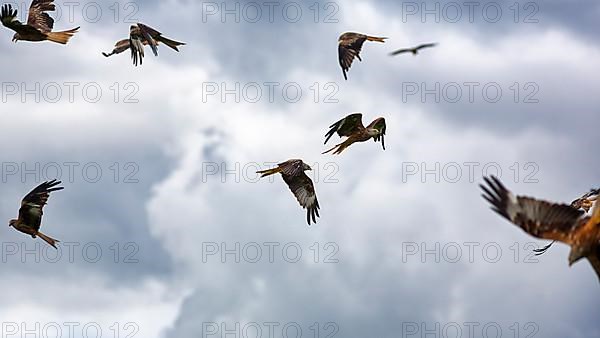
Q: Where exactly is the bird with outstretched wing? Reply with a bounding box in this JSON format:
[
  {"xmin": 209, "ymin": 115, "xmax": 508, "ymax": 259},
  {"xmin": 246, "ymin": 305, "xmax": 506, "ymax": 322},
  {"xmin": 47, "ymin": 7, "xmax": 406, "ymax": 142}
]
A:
[
  {"xmin": 103, "ymin": 23, "xmax": 185, "ymax": 66},
  {"xmin": 257, "ymin": 159, "xmax": 320, "ymax": 225},
  {"xmin": 390, "ymin": 43, "xmax": 437, "ymax": 56},
  {"xmin": 0, "ymin": 0, "xmax": 79, "ymax": 44},
  {"xmin": 480, "ymin": 176, "xmax": 600, "ymax": 282},
  {"xmin": 338, "ymin": 32, "xmax": 387, "ymax": 80},
  {"xmin": 534, "ymin": 187, "xmax": 600, "ymax": 255},
  {"xmin": 9, "ymin": 180, "xmax": 64, "ymax": 249},
  {"xmin": 323, "ymin": 113, "xmax": 386, "ymax": 155}
]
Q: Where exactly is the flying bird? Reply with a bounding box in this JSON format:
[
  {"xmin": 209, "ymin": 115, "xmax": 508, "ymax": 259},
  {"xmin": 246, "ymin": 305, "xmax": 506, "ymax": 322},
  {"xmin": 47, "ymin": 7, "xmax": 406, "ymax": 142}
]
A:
[
  {"xmin": 390, "ymin": 43, "xmax": 437, "ymax": 56},
  {"xmin": 323, "ymin": 113, "xmax": 386, "ymax": 155},
  {"xmin": 102, "ymin": 23, "xmax": 185, "ymax": 66},
  {"xmin": 257, "ymin": 159, "xmax": 320, "ymax": 225},
  {"xmin": 534, "ymin": 188, "xmax": 600, "ymax": 255},
  {"xmin": 480, "ymin": 176, "xmax": 600, "ymax": 281},
  {"xmin": 0, "ymin": 1, "xmax": 79, "ymax": 44},
  {"xmin": 9, "ymin": 180, "xmax": 63, "ymax": 249},
  {"xmin": 338, "ymin": 32, "xmax": 387, "ymax": 80}
]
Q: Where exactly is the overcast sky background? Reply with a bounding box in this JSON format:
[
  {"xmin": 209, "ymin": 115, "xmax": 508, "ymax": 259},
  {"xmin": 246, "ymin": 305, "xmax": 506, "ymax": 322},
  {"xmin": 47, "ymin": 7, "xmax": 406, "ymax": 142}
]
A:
[{"xmin": 0, "ymin": 0, "xmax": 598, "ymax": 337}]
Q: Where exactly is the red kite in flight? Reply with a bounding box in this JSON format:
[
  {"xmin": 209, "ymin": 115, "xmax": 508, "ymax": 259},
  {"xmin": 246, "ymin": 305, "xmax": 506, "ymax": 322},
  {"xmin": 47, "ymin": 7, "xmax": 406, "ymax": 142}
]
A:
[
  {"xmin": 9, "ymin": 180, "xmax": 63, "ymax": 249},
  {"xmin": 323, "ymin": 113, "xmax": 386, "ymax": 155},
  {"xmin": 338, "ymin": 32, "xmax": 387, "ymax": 80},
  {"xmin": 257, "ymin": 159, "xmax": 320, "ymax": 225},
  {"xmin": 103, "ymin": 23, "xmax": 185, "ymax": 66},
  {"xmin": 390, "ymin": 43, "xmax": 437, "ymax": 56},
  {"xmin": 0, "ymin": 1, "xmax": 79, "ymax": 44},
  {"xmin": 480, "ymin": 176, "xmax": 600, "ymax": 281}
]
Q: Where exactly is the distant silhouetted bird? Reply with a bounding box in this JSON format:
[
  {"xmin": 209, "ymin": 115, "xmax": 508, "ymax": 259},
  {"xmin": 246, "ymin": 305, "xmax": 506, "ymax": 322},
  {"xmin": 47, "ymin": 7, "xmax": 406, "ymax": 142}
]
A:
[
  {"xmin": 9, "ymin": 180, "xmax": 63, "ymax": 249},
  {"xmin": 257, "ymin": 160, "xmax": 320, "ymax": 225},
  {"xmin": 390, "ymin": 43, "xmax": 437, "ymax": 56},
  {"xmin": 0, "ymin": 1, "xmax": 79, "ymax": 44},
  {"xmin": 323, "ymin": 113, "xmax": 386, "ymax": 155},
  {"xmin": 338, "ymin": 32, "xmax": 387, "ymax": 80},
  {"xmin": 480, "ymin": 176, "xmax": 600, "ymax": 282},
  {"xmin": 103, "ymin": 23, "xmax": 185, "ymax": 66}
]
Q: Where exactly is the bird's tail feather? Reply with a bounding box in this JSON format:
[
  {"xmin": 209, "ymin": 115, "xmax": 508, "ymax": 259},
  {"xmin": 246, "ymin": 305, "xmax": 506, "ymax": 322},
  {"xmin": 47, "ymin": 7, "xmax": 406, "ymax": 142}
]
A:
[
  {"xmin": 257, "ymin": 167, "xmax": 281, "ymax": 178},
  {"xmin": 47, "ymin": 27, "xmax": 80, "ymax": 44},
  {"xmin": 37, "ymin": 232, "xmax": 59, "ymax": 249},
  {"xmin": 366, "ymin": 36, "xmax": 387, "ymax": 43},
  {"xmin": 322, "ymin": 139, "xmax": 352, "ymax": 155},
  {"xmin": 158, "ymin": 36, "xmax": 186, "ymax": 52}
]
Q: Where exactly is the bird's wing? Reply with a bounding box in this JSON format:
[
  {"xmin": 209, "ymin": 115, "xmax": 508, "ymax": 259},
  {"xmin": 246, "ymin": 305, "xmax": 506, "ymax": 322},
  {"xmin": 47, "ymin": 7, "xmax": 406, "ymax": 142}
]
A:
[
  {"xmin": 1, "ymin": 4, "xmax": 24, "ymax": 30},
  {"xmin": 366, "ymin": 117, "xmax": 386, "ymax": 150},
  {"xmin": 18, "ymin": 180, "xmax": 63, "ymax": 231},
  {"xmin": 282, "ymin": 172, "xmax": 320, "ymax": 225},
  {"xmin": 480, "ymin": 176, "xmax": 587, "ymax": 244},
  {"xmin": 278, "ymin": 159, "xmax": 305, "ymax": 177},
  {"xmin": 27, "ymin": 0, "xmax": 55, "ymax": 33},
  {"xmin": 112, "ymin": 39, "xmax": 131, "ymax": 55},
  {"xmin": 129, "ymin": 25, "xmax": 146, "ymax": 66},
  {"xmin": 389, "ymin": 48, "xmax": 412, "ymax": 56},
  {"xmin": 136, "ymin": 23, "xmax": 160, "ymax": 56},
  {"xmin": 324, "ymin": 113, "xmax": 364, "ymax": 144},
  {"xmin": 416, "ymin": 43, "xmax": 437, "ymax": 50},
  {"xmin": 338, "ymin": 34, "xmax": 367, "ymax": 80}
]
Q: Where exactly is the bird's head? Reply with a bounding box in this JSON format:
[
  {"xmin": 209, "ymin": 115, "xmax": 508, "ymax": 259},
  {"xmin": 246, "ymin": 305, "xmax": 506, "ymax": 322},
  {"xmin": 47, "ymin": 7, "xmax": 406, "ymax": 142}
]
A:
[
  {"xmin": 8, "ymin": 219, "xmax": 17, "ymax": 227},
  {"xmin": 302, "ymin": 163, "xmax": 313, "ymax": 171},
  {"xmin": 12, "ymin": 33, "xmax": 20, "ymax": 43},
  {"xmin": 366, "ymin": 128, "xmax": 381, "ymax": 137},
  {"xmin": 568, "ymin": 246, "xmax": 588, "ymax": 266}
]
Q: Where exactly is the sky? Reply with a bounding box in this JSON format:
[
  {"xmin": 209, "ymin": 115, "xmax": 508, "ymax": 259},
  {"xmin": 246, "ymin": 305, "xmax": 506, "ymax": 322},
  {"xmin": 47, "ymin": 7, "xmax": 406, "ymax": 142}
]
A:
[{"xmin": 0, "ymin": 0, "xmax": 599, "ymax": 337}]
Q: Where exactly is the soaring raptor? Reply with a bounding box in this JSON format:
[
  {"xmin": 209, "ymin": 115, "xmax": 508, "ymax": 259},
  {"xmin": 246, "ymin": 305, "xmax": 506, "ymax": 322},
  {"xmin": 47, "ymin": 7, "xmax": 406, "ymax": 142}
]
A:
[
  {"xmin": 257, "ymin": 159, "xmax": 320, "ymax": 225},
  {"xmin": 9, "ymin": 180, "xmax": 63, "ymax": 249},
  {"xmin": 0, "ymin": 1, "xmax": 79, "ymax": 44},
  {"xmin": 338, "ymin": 32, "xmax": 387, "ymax": 80},
  {"xmin": 480, "ymin": 176, "xmax": 600, "ymax": 281},
  {"xmin": 103, "ymin": 23, "xmax": 185, "ymax": 66},
  {"xmin": 323, "ymin": 113, "xmax": 386, "ymax": 155}
]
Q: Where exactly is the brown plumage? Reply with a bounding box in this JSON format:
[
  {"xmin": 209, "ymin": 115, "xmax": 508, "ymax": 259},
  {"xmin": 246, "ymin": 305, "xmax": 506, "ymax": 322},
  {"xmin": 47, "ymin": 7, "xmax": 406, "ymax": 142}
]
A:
[
  {"xmin": 323, "ymin": 113, "xmax": 386, "ymax": 155},
  {"xmin": 0, "ymin": 1, "xmax": 79, "ymax": 44},
  {"xmin": 338, "ymin": 32, "xmax": 387, "ymax": 80},
  {"xmin": 9, "ymin": 180, "xmax": 63, "ymax": 249},
  {"xmin": 480, "ymin": 176, "xmax": 600, "ymax": 282},
  {"xmin": 534, "ymin": 188, "xmax": 600, "ymax": 255},
  {"xmin": 103, "ymin": 23, "xmax": 185, "ymax": 66},
  {"xmin": 257, "ymin": 159, "xmax": 320, "ymax": 225},
  {"xmin": 390, "ymin": 42, "xmax": 437, "ymax": 56}
]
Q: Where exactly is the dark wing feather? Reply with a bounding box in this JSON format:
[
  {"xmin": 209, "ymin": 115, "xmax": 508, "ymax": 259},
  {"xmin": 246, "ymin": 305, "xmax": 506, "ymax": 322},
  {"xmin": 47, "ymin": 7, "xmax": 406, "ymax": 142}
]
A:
[
  {"xmin": 389, "ymin": 48, "xmax": 412, "ymax": 56},
  {"xmin": 480, "ymin": 176, "xmax": 586, "ymax": 244},
  {"xmin": 129, "ymin": 26, "xmax": 146, "ymax": 66},
  {"xmin": 338, "ymin": 34, "xmax": 367, "ymax": 80},
  {"xmin": 136, "ymin": 23, "xmax": 160, "ymax": 56},
  {"xmin": 18, "ymin": 180, "xmax": 63, "ymax": 231},
  {"xmin": 324, "ymin": 113, "xmax": 364, "ymax": 144},
  {"xmin": 103, "ymin": 39, "xmax": 130, "ymax": 57},
  {"xmin": 367, "ymin": 117, "xmax": 386, "ymax": 150},
  {"xmin": 27, "ymin": 0, "xmax": 55, "ymax": 33},
  {"xmin": 282, "ymin": 172, "xmax": 320, "ymax": 225},
  {"xmin": 416, "ymin": 42, "xmax": 437, "ymax": 50},
  {"xmin": 278, "ymin": 159, "xmax": 304, "ymax": 177},
  {"xmin": 1, "ymin": 4, "xmax": 23, "ymax": 30}
]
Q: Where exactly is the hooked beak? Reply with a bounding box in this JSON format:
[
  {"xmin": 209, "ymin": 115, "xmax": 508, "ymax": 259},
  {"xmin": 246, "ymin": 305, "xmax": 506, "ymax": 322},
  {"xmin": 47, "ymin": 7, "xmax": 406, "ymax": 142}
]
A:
[{"xmin": 12, "ymin": 37, "xmax": 17, "ymax": 43}]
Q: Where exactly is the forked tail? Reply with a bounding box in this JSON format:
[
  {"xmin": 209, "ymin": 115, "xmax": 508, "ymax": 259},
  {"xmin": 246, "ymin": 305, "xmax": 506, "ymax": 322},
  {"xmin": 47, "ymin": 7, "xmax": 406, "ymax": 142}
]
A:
[
  {"xmin": 37, "ymin": 232, "xmax": 59, "ymax": 249},
  {"xmin": 366, "ymin": 36, "xmax": 387, "ymax": 43},
  {"xmin": 257, "ymin": 167, "xmax": 282, "ymax": 178},
  {"xmin": 47, "ymin": 27, "xmax": 80, "ymax": 44},
  {"xmin": 158, "ymin": 36, "xmax": 186, "ymax": 52},
  {"xmin": 322, "ymin": 139, "xmax": 352, "ymax": 155}
]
